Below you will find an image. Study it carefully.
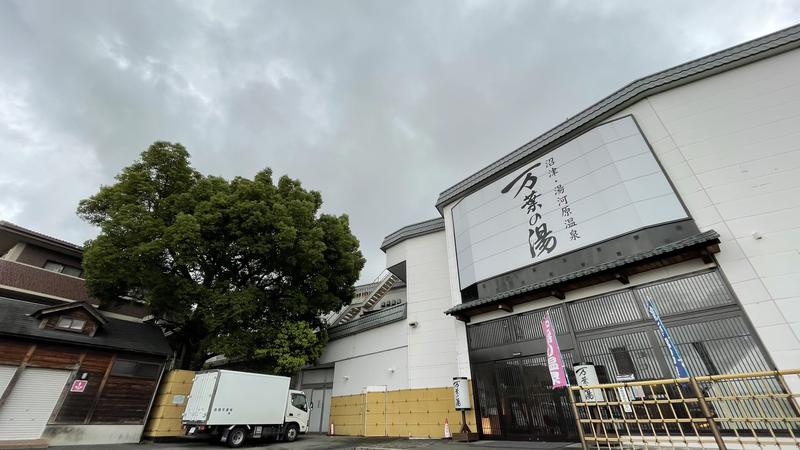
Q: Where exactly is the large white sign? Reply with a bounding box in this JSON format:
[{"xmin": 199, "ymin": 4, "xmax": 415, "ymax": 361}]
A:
[{"xmin": 452, "ymin": 116, "xmax": 687, "ymax": 289}]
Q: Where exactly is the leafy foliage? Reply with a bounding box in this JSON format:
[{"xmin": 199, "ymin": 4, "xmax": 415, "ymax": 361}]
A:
[{"xmin": 78, "ymin": 142, "xmax": 365, "ymax": 372}]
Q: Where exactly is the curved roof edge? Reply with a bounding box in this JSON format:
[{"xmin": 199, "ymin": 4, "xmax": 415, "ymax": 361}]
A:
[
  {"xmin": 380, "ymin": 217, "xmax": 445, "ymax": 252},
  {"xmin": 436, "ymin": 23, "xmax": 800, "ymax": 211}
]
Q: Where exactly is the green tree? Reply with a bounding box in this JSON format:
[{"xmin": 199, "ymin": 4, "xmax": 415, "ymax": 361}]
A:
[{"xmin": 77, "ymin": 142, "xmax": 365, "ymax": 372}]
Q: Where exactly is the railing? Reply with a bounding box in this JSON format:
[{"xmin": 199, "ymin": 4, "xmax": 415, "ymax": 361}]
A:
[
  {"xmin": 327, "ymin": 304, "xmax": 406, "ymax": 340},
  {"xmin": 330, "ymin": 269, "xmax": 399, "ymax": 326},
  {"xmin": 568, "ymin": 369, "xmax": 800, "ymax": 449}
]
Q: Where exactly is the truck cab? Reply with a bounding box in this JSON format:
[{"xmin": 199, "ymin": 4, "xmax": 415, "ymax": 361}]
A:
[{"xmin": 286, "ymin": 390, "xmax": 310, "ymax": 437}]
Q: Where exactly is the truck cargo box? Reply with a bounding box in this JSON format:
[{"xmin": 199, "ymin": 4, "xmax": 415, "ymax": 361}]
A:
[{"xmin": 183, "ymin": 370, "xmax": 291, "ymax": 426}]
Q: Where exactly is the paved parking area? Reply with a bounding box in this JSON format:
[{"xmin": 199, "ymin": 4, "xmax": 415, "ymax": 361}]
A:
[{"xmin": 55, "ymin": 434, "xmax": 581, "ymax": 450}]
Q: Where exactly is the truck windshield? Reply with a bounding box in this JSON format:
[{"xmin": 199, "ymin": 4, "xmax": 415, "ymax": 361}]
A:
[{"xmin": 291, "ymin": 393, "xmax": 307, "ymax": 411}]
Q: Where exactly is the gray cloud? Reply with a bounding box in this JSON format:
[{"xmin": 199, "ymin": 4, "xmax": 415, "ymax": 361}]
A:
[{"xmin": 1, "ymin": 0, "xmax": 799, "ymax": 282}]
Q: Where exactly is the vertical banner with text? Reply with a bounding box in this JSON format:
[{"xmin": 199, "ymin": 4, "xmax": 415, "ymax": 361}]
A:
[
  {"xmin": 541, "ymin": 311, "xmax": 568, "ymax": 388},
  {"xmin": 646, "ymin": 298, "xmax": 690, "ymax": 378}
]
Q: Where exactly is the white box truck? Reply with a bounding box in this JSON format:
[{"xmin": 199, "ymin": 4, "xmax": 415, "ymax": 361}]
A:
[{"xmin": 182, "ymin": 369, "xmax": 310, "ymax": 448}]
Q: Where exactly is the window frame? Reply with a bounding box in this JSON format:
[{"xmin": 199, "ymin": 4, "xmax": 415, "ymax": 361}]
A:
[
  {"xmin": 290, "ymin": 392, "xmax": 308, "ymax": 412},
  {"xmin": 110, "ymin": 359, "xmax": 162, "ymax": 379},
  {"xmin": 55, "ymin": 316, "xmax": 86, "ymax": 332},
  {"xmin": 43, "ymin": 261, "xmax": 65, "ymax": 273},
  {"xmin": 42, "ymin": 260, "xmax": 83, "ymax": 278}
]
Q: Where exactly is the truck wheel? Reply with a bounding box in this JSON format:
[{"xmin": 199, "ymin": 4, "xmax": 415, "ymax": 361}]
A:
[
  {"xmin": 227, "ymin": 427, "xmax": 247, "ymax": 448},
  {"xmin": 285, "ymin": 424, "xmax": 300, "ymax": 442}
]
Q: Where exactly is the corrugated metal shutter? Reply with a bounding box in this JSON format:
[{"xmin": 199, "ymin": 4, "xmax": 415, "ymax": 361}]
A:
[
  {"xmin": 0, "ymin": 366, "xmax": 17, "ymax": 396},
  {"xmin": 0, "ymin": 367, "xmax": 70, "ymax": 440}
]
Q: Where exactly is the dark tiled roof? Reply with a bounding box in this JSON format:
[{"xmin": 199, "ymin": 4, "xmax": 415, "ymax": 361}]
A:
[
  {"xmin": 380, "ymin": 217, "xmax": 445, "ymax": 251},
  {"xmin": 445, "ymin": 230, "xmax": 720, "ymax": 316},
  {"xmin": 436, "ymin": 24, "xmax": 800, "ymax": 210},
  {"xmin": 0, "ymin": 296, "xmax": 171, "ymax": 356},
  {"xmin": 0, "ymin": 220, "xmax": 83, "ymax": 252}
]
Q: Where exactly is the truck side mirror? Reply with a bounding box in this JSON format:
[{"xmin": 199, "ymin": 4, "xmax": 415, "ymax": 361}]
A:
[{"xmin": 308, "ymin": 401, "xmax": 313, "ymax": 410}]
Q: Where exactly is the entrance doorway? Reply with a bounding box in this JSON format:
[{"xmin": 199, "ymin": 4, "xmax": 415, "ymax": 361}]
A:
[
  {"xmin": 304, "ymin": 388, "xmax": 332, "ymax": 433},
  {"xmin": 467, "ymin": 270, "xmax": 774, "ymax": 442},
  {"xmin": 474, "ymin": 354, "xmax": 578, "ymax": 441}
]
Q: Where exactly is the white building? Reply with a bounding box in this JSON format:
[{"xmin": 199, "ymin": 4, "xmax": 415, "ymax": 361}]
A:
[
  {"xmin": 304, "ymin": 23, "xmax": 800, "ymax": 441},
  {"xmin": 438, "ymin": 24, "xmax": 800, "ymax": 441},
  {"xmin": 298, "ymin": 218, "xmax": 462, "ymax": 435}
]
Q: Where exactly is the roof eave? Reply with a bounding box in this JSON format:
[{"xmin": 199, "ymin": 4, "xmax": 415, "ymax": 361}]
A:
[
  {"xmin": 0, "ymin": 221, "xmax": 84, "ymax": 257},
  {"xmin": 380, "ymin": 217, "xmax": 446, "ymax": 252},
  {"xmin": 445, "ymin": 230, "xmax": 720, "ymax": 318},
  {"xmin": 0, "ymin": 330, "xmax": 171, "ymax": 357}
]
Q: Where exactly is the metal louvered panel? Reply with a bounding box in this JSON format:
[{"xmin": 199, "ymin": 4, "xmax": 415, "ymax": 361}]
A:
[
  {"xmin": 569, "ymin": 290, "xmax": 642, "ymax": 331},
  {"xmin": 656, "ymin": 316, "xmax": 771, "ymax": 377},
  {"xmin": 517, "ymin": 351, "xmax": 576, "ymax": 374},
  {"xmin": 638, "ymin": 270, "xmax": 733, "ymax": 316},
  {"xmin": 578, "ymin": 331, "xmax": 663, "ymax": 380},
  {"xmin": 467, "ymin": 318, "xmax": 514, "ymax": 350},
  {"xmin": 514, "ymin": 306, "xmax": 568, "ymax": 341},
  {"xmin": 0, "ymin": 368, "xmax": 71, "ymax": 440}
]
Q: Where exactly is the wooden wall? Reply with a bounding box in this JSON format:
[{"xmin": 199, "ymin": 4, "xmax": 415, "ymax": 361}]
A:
[
  {"xmin": 52, "ymin": 351, "xmax": 113, "ymax": 424},
  {"xmin": 92, "ymin": 377, "xmax": 158, "ymax": 423},
  {"xmin": 0, "ymin": 337, "xmax": 164, "ymax": 425}
]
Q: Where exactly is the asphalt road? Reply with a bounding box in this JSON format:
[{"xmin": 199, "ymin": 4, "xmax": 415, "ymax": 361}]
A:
[{"xmin": 55, "ymin": 434, "xmax": 581, "ymax": 450}]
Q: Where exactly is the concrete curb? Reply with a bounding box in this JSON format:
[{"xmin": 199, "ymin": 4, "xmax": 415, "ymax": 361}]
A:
[{"xmin": 0, "ymin": 439, "xmax": 48, "ymax": 449}]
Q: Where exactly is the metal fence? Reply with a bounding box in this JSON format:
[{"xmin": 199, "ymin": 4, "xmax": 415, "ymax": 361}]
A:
[{"xmin": 568, "ymin": 369, "xmax": 800, "ymax": 450}]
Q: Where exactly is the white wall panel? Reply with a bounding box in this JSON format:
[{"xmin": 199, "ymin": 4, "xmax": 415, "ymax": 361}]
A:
[
  {"xmin": 402, "ymin": 231, "xmax": 460, "ymax": 389},
  {"xmin": 318, "ymin": 321, "xmax": 406, "ymax": 365},
  {"xmin": 609, "ymin": 47, "xmax": 800, "ymax": 373},
  {"xmin": 331, "ymin": 347, "xmax": 407, "ymax": 396}
]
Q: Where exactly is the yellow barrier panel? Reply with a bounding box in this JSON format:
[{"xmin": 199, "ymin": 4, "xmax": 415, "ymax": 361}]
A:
[
  {"xmin": 144, "ymin": 369, "xmax": 196, "ymax": 438},
  {"xmin": 329, "ymin": 385, "xmax": 478, "ymax": 438}
]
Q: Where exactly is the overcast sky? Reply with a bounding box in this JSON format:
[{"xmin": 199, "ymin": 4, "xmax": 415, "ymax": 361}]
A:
[{"xmin": 1, "ymin": 0, "xmax": 799, "ymax": 283}]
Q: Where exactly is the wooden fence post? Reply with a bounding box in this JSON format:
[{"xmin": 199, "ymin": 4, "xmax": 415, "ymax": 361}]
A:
[{"xmin": 688, "ymin": 377, "xmax": 726, "ymax": 450}]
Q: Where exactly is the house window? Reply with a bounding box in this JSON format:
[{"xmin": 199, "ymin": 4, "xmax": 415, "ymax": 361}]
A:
[
  {"xmin": 43, "ymin": 261, "xmax": 64, "ymax": 272},
  {"xmin": 56, "ymin": 316, "xmax": 86, "ymax": 331},
  {"xmin": 43, "ymin": 260, "xmax": 83, "ymax": 277},
  {"xmin": 111, "ymin": 359, "xmax": 161, "ymax": 379}
]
